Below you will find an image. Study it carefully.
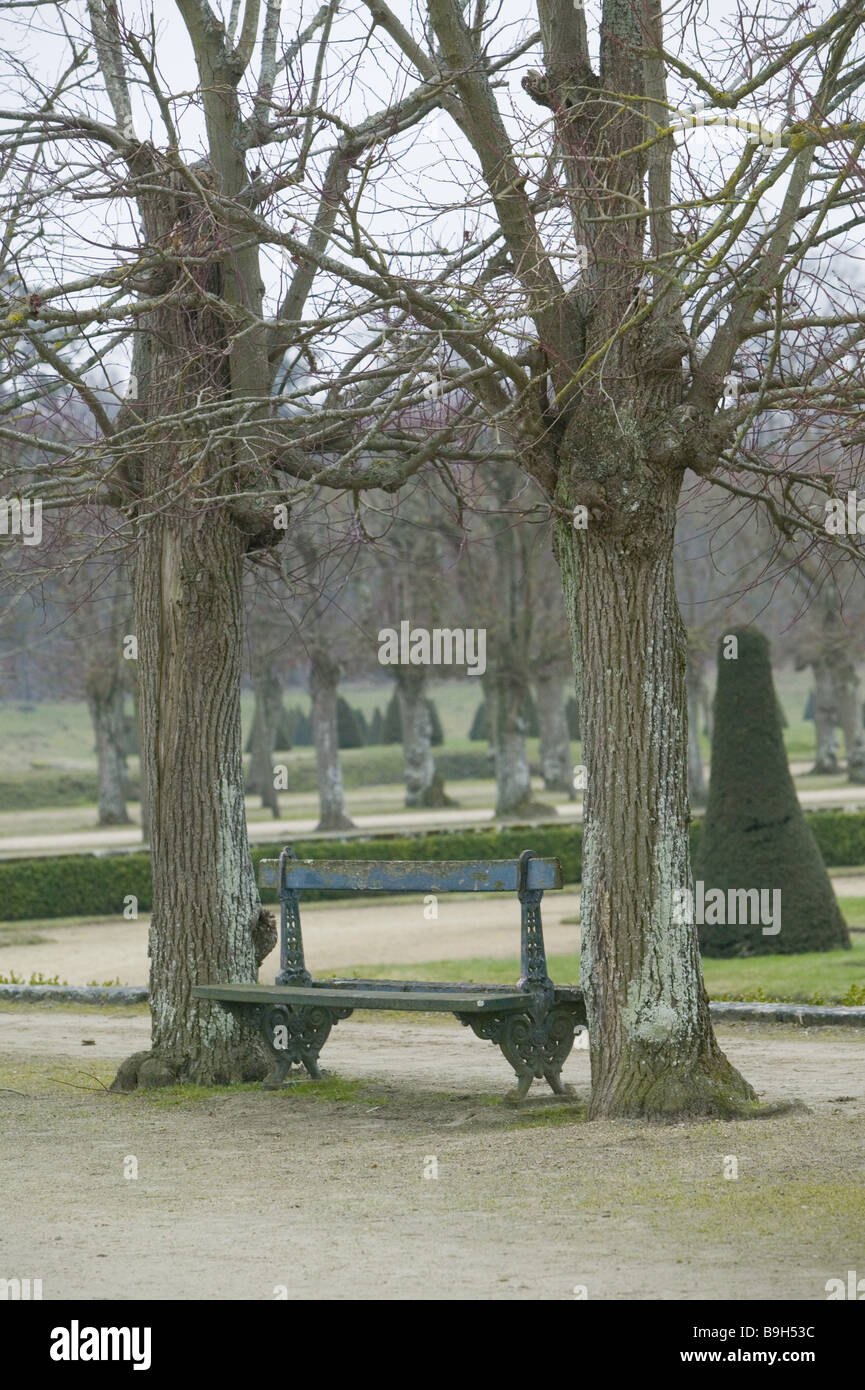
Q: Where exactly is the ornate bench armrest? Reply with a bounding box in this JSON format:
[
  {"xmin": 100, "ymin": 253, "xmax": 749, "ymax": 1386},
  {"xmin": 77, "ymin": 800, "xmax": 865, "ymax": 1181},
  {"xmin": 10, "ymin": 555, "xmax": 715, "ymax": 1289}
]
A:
[{"xmin": 517, "ymin": 848, "xmax": 553, "ymax": 995}]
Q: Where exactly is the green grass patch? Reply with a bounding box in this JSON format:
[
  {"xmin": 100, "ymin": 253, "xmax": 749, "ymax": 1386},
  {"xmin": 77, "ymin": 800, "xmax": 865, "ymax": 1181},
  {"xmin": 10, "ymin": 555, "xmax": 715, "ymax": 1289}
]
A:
[
  {"xmin": 839, "ymin": 895, "xmax": 865, "ymax": 925},
  {"xmin": 512, "ymin": 1103, "xmax": 586, "ymax": 1127},
  {"xmin": 702, "ymin": 937, "xmax": 865, "ymax": 1004},
  {"xmin": 137, "ymin": 1073, "xmax": 379, "ymax": 1107},
  {"xmin": 689, "ymin": 1179, "xmax": 865, "ymax": 1242},
  {"xmin": 135, "ymin": 1080, "xmax": 262, "ymax": 1107},
  {"xmin": 0, "ymin": 970, "xmax": 67, "ymax": 985},
  {"xmin": 334, "ymin": 936, "xmax": 865, "ymax": 1005}
]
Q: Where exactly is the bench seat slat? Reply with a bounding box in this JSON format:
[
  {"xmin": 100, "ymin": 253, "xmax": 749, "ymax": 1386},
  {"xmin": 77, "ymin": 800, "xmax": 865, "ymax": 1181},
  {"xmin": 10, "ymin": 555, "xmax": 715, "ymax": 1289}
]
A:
[
  {"xmin": 259, "ymin": 857, "xmax": 562, "ymax": 893},
  {"xmin": 193, "ymin": 983, "xmax": 531, "ymax": 1013}
]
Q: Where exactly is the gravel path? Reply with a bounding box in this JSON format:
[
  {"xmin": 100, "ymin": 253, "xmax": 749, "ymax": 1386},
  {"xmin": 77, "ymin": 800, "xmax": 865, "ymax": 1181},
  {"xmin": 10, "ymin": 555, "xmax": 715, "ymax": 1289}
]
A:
[{"xmin": 1, "ymin": 1011, "xmax": 862, "ymax": 1300}]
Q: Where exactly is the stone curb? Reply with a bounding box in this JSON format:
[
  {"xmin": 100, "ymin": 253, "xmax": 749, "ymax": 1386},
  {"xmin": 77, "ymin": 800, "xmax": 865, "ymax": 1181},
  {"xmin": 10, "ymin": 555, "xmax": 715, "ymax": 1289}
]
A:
[
  {"xmin": 709, "ymin": 1001, "xmax": 865, "ymax": 1027},
  {"xmin": 0, "ymin": 984, "xmax": 148, "ymax": 1004},
  {"xmin": 0, "ymin": 985, "xmax": 863, "ymax": 1025}
]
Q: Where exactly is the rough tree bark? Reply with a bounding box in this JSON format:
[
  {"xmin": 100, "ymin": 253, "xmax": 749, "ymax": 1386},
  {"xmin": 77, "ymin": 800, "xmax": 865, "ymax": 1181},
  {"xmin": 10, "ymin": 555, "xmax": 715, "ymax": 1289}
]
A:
[
  {"xmin": 310, "ymin": 648, "xmax": 355, "ymax": 831},
  {"xmin": 425, "ymin": 0, "xmax": 758, "ymax": 1116},
  {"xmin": 125, "ymin": 515, "xmax": 274, "ymax": 1087},
  {"xmin": 111, "ymin": 150, "xmax": 277, "ymax": 1088},
  {"xmin": 555, "ymin": 475, "xmax": 755, "ymax": 1117}
]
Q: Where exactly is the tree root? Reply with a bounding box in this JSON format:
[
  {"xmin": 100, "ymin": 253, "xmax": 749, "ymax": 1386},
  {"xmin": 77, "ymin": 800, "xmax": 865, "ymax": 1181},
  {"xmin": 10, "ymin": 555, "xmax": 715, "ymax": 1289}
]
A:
[{"xmin": 110, "ymin": 1047, "xmax": 269, "ymax": 1092}]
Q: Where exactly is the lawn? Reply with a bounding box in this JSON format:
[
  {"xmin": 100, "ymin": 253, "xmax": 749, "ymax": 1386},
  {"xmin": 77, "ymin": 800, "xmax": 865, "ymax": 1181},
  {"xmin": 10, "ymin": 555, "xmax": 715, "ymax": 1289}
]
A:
[
  {"xmin": 0, "ymin": 666, "xmax": 827, "ymax": 777},
  {"xmin": 0, "ymin": 665, "xmax": 861, "ymax": 835},
  {"xmin": 332, "ymin": 934, "xmax": 865, "ymax": 1006}
]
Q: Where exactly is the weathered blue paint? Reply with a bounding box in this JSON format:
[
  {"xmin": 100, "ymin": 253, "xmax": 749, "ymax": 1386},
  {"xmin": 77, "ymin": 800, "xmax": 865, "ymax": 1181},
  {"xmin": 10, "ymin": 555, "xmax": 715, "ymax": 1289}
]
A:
[{"xmin": 258, "ymin": 855, "xmax": 563, "ymax": 893}]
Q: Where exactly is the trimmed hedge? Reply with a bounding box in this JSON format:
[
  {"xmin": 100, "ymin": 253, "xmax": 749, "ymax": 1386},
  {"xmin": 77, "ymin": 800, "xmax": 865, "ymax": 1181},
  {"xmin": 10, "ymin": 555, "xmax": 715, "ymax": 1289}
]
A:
[
  {"xmin": 1, "ymin": 808, "xmax": 862, "ymax": 924},
  {"xmin": 0, "ymin": 851, "xmax": 154, "ymax": 922},
  {"xmin": 0, "ymin": 826, "xmax": 581, "ymax": 922}
]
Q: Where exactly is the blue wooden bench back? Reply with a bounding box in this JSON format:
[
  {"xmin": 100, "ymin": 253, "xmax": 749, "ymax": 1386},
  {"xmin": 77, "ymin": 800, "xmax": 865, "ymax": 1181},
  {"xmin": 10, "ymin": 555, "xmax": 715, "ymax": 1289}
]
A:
[{"xmin": 259, "ymin": 856, "xmax": 562, "ymax": 894}]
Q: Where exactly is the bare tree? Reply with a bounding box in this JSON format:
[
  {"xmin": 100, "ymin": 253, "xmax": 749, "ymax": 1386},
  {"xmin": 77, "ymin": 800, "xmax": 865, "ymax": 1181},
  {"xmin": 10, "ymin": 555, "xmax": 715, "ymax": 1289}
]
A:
[
  {"xmin": 7, "ymin": 1, "xmax": 865, "ymax": 1118},
  {"xmin": 342, "ymin": 0, "xmax": 865, "ymax": 1115},
  {"xmin": 0, "ymin": 2, "xmax": 501, "ymax": 1086}
]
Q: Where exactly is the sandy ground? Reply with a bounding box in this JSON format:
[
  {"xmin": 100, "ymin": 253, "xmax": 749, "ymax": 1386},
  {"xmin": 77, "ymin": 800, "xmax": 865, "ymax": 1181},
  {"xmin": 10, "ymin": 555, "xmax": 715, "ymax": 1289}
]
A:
[
  {"xmin": 0, "ymin": 1009, "xmax": 863, "ymax": 1301},
  {"xmin": 0, "ymin": 892, "xmax": 583, "ymax": 985},
  {"xmin": 3, "ymin": 888, "xmax": 864, "ymax": 1302}
]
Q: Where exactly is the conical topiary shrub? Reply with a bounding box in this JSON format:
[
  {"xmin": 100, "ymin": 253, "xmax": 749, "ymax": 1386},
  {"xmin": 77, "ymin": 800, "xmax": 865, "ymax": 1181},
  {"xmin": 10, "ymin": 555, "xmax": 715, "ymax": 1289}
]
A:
[{"xmin": 695, "ymin": 628, "xmax": 850, "ymax": 957}]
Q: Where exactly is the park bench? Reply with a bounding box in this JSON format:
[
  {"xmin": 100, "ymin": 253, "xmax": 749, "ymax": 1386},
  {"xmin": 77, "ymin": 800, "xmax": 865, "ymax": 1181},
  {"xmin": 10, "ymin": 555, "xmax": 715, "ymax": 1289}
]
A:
[{"xmin": 193, "ymin": 846, "xmax": 587, "ymax": 1102}]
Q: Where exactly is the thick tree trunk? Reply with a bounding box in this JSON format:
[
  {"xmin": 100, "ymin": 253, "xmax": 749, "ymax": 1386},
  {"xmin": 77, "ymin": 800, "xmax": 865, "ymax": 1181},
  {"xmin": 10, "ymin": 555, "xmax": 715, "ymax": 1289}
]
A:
[
  {"xmin": 556, "ymin": 491, "xmax": 755, "ymax": 1119},
  {"xmin": 85, "ymin": 662, "xmax": 131, "ymax": 826},
  {"xmin": 108, "ymin": 159, "xmax": 279, "ymax": 1090},
  {"xmin": 310, "ymin": 649, "xmax": 354, "ymax": 831},
  {"xmin": 686, "ymin": 660, "xmax": 707, "ymax": 807},
  {"xmin": 534, "ymin": 673, "xmax": 574, "ymax": 796},
  {"xmin": 811, "ymin": 658, "xmax": 839, "ymax": 775},
  {"xmin": 394, "ymin": 668, "xmax": 453, "ymax": 808},
  {"xmin": 113, "ymin": 512, "xmax": 271, "ymax": 1089},
  {"xmin": 247, "ymin": 665, "xmax": 282, "ymax": 817}
]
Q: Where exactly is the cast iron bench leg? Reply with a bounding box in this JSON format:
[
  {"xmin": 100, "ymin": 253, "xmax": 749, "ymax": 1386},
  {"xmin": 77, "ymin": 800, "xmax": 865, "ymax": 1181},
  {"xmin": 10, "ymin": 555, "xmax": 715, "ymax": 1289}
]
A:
[
  {"xmin": 508, "ymin": 1071, "xmax": 534, "ymax": 1104},
  {"xmin": 262, "ymin": 1052, "xmax": 295, "ymax": 1091},
  {"xmin": 259, "ymin": 1002, "xmax": 354, "ymax": 1088},
  {"xmin": 461, "ymin": 1001, "xmax": 581, "ymax": 1103},
  {"xmin": 541, "ymin": 1004, "xmax": 581, "ymax": 1097}
]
